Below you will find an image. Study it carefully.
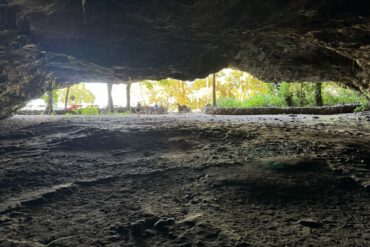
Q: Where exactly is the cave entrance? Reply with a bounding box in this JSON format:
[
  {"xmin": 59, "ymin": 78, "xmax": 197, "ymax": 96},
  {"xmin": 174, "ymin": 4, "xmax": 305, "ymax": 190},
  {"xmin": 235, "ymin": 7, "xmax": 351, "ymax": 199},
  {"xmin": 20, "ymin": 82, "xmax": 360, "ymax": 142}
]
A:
[{"xmin": 18, "ymin": 69, "xmax": 368, "ymax": 116}]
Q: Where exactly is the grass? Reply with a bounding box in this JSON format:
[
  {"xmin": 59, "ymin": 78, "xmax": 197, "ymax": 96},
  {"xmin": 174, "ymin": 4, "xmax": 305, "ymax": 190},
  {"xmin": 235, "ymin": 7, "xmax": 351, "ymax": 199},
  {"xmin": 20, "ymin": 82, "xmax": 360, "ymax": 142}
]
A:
[
  {"xmin": 218, "ymin": 95, "xmax": 286, "ymax": 108},
  {"xmin": 73, "ymin": 107, "xmax": 100, "ymax": 115},
  {"xmin": 69, "ymin": 108, "xmax": 133, "ymax": 116}
]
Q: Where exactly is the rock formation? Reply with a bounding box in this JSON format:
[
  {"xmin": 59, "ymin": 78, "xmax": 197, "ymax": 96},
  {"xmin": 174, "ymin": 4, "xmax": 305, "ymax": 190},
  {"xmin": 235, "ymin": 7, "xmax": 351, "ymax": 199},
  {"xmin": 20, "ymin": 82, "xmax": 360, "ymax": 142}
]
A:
[{"xmin": 1, "ymin": 0, "xmax": 369, "ymax": 118}]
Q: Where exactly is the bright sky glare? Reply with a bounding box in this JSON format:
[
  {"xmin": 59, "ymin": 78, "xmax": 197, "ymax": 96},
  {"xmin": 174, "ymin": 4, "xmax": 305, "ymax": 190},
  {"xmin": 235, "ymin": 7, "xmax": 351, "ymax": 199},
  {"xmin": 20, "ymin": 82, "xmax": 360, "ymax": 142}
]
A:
[{"xmin": 85, "ymin": 83, "xmax": 150, "ymax": 107}]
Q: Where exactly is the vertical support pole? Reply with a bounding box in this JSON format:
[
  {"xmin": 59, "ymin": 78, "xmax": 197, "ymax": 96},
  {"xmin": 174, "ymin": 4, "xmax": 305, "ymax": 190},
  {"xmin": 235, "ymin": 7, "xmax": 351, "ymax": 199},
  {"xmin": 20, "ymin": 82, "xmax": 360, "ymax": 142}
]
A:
[
  {"xmin": 300, "ymin": 82, "xmax": 303, "ymax": 106},
  {"xmin": 315, "ymin": 82, "xmax": 323, "ymax": 106},
  {"xmin": 126, "ymin": 79, "xmax": 132, "ymax": 111},
  {"xmin": 212, "ymin": 73, "xmax": 217, "ymax": 107},
  {"xmin": 44, "ymin": 90, "xmax": 53, "ymax": 115},
  {"xmin": 64, "ymin": 86, "xmax": 70, "ymax": 110},
  {"xmin": 107, "ymin": 83, "xmax": 114, "ymax": 113},
  {"xmin": 205, "ymin": 76, "xmax": 210, "ymax": 104}
]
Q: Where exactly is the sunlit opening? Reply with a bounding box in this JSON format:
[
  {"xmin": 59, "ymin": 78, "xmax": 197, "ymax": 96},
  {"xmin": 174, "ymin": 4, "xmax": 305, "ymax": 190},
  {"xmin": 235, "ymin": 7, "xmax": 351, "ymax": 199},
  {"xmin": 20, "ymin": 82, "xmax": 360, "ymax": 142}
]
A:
[{"xmin": 20, "ymin": 69, "xmax": 368, "ymax": 115}]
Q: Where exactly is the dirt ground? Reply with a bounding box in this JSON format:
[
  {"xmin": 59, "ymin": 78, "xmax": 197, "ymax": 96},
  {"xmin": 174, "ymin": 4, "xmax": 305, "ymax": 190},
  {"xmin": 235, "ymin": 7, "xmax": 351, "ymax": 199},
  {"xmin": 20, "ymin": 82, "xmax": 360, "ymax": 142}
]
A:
[{"xmin": 0, "ymin": 113, "xmax": 370, "ymax": 247}]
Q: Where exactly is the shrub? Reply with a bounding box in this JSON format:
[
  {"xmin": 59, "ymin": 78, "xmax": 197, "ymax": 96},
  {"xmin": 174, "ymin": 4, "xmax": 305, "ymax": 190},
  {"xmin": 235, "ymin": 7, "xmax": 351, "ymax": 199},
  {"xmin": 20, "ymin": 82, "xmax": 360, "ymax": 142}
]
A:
[
  {"xmin": 74, "ymin": 107, "xmax": 100, "ymax": 115},
  {"xmin": 217, "ymin": 82, "xmax": 367, "ymax": 109}
]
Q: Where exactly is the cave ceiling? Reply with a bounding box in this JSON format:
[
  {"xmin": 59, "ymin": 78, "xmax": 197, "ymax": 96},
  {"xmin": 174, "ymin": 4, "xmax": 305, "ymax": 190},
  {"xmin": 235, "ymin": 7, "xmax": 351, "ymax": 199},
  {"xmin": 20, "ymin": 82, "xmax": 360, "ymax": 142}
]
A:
[{"xmin": 0, "ymin": 0, "xmax": 369, "ymax": 117}]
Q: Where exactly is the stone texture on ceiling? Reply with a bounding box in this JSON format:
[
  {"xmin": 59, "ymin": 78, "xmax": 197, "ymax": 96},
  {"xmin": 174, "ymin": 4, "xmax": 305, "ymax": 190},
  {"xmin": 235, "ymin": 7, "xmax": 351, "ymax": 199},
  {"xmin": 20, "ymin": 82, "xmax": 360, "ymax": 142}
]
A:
[{"xmin": 0, "ymin": 0, "xmax": 369, "ymax": 118}]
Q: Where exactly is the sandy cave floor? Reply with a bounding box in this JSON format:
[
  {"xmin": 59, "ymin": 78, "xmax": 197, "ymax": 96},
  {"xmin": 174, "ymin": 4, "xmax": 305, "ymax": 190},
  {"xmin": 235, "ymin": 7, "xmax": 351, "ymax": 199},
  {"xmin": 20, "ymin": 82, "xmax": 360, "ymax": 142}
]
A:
[{"xmin": 0, "ymin": 113, "xmax": 370, "ymax": 246}]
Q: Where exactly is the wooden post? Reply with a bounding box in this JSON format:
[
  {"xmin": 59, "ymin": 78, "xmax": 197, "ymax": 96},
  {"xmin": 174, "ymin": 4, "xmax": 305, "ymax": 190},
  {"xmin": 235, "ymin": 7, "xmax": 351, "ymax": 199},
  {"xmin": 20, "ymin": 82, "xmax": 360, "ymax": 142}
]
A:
[
  {"xmin": 107, "ymin": 83, "xmax": 114, "ymax": 113},
  {"xmin": 212, "ymin": 73, "xmax": 217, "ymax": 107}
]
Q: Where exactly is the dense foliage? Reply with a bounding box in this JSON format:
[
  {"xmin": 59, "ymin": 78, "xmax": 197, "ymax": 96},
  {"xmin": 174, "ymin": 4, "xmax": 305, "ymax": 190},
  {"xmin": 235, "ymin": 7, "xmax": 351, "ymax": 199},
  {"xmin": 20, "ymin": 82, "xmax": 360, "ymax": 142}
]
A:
[
  {"xmin": 73, "ymin": 106, "xmax": 100, "ymax": 115},
  {"xmin": 40, "ymin": 69, "xmax": 367, "ymax": 113},
  {"xmin": 218, "ymin": 82, "xmax": 367, "ymax": 108},
  {"xmin": 43, "ymin": 83, "xmax": 95, "ymax": 107},
  {"xmin": 140, "ymin": 69, "xmax": 367, "ymax": 110}
]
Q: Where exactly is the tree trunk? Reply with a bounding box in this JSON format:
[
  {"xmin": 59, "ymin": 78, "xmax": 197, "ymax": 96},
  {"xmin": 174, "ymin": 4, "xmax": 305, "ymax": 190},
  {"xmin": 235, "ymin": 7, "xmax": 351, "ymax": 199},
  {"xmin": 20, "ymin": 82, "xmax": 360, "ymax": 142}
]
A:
[
  {"xmin": 315, "ymin": 82, "xmax": 323, "ymax": 106},
  {"xmin": 179, "ymin": 81, "xmax": 187, "ymax": 106},
  {"xmin": 44, "ymin": 90, "xmax": 53, "ymax": 115},
  {"xmin": 212, "ymin": 73, "xmax": 217, "ymax": 107},
  {"xmin": 107, "ymin": 83, "xmax": 114, "ymax": 113},
  {"xmin": 206, "ymin": 76, "xmax": 210, "ymax": 104},
  {"xmin": 300, "ymin": 83, "xmax": 304, "ymax": 106},
  {"xmin": 228, "ymin": 82, "xmax": 232, "ymax": 98},
  {"xmin": 64, "ymin": 87, "xmax": 70, "ymax": 110},
  {"xmin": 126, "ymin": 82, "xmax": 131, "ymax": 110}
]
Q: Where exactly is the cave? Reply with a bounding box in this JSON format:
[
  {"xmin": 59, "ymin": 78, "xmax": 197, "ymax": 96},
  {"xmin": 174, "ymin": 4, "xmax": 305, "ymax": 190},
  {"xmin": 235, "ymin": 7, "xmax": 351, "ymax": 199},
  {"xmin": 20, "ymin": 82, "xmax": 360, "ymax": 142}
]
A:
[{"xmin": 1, "ymin": 0, "xmax": 370, "ymax": 246}]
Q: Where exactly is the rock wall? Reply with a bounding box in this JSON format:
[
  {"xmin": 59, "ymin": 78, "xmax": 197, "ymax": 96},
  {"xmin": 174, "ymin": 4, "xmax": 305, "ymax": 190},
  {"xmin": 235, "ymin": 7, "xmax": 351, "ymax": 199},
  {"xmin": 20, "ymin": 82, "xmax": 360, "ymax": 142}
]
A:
[
  {"xmin": 203, "ymin": 105, "xmax": 361, "ymax": 116},
  {"xmin": 1, "ymin": 0, "xmax": 370, "ymax": 118},
  {"xmin": 0, "ymin": 1, "xmax": 119, "ymax": 118}
]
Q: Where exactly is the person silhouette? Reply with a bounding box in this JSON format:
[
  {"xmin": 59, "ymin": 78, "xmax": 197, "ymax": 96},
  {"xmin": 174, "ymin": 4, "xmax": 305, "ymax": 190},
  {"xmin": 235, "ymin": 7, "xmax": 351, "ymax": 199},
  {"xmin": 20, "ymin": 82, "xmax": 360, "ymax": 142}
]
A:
[
  {"xmin": 154, "ymin": 103, "xmax": 159, "ymax": 114},
  {"xmin": 136, "ymin": 102, "xmax": 142, "ymax": 119}
]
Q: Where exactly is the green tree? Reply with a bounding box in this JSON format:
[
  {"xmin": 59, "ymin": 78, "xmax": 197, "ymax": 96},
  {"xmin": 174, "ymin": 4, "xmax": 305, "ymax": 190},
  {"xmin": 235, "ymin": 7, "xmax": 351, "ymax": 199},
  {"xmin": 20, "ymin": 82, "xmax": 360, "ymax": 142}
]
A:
[
  {"xmin": 58, "ymin": 83, "xmax": 95, "ymax": 106},
  {"xmin": 139, "ymin": 69, "xmax": 367, "ymax": 111},
  {"xmin": 279, "ymin": 82, "xmax": 293, "ymax": 106},
  {"xmin": 42, "ymin": 90, "xmax": 59, "ymax": 107},
  {"xmin": 142, "ymin": 79, "xmax": 189, "ymax": 110}
]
